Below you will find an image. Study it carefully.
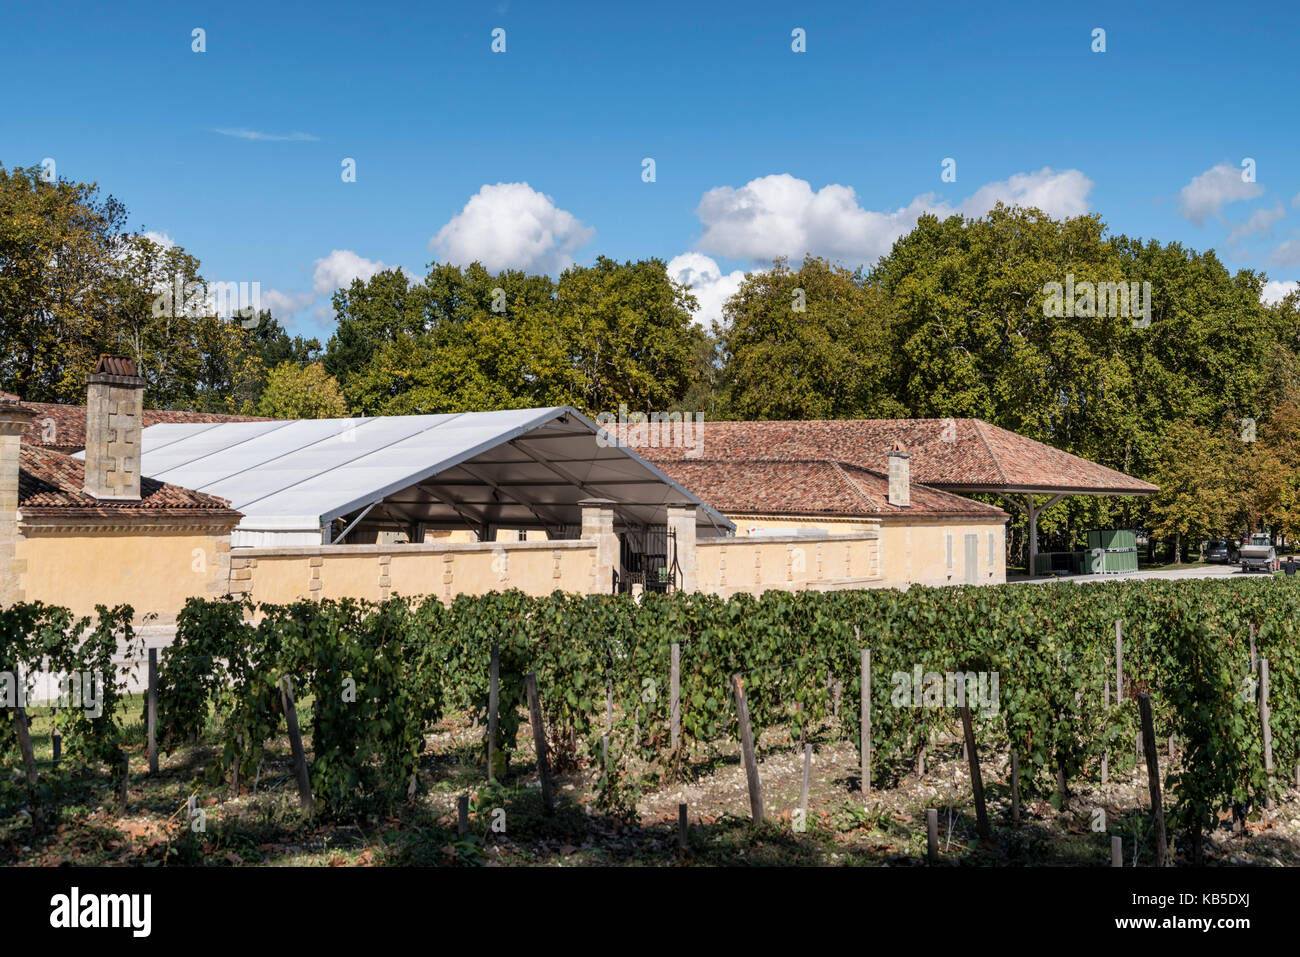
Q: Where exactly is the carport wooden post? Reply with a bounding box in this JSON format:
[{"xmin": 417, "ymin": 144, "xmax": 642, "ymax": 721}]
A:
[
  {"xmin": 1024, "ymin": 495, "xmax": 1039, "ymax": 576},
  {"xmin": 1019, "ymin": 493, "xmax": 1065, "ymax": 577}
]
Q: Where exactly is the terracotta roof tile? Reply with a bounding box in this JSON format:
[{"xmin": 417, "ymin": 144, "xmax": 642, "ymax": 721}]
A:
[
  {"xmin": 657, "ymin": 458, "xmax": 1007, "ymax": 519},
  {"xmin": 91, "ymin": 355, "xmax": 140, "ymax": 377},
  {"xmin": 18, "ymin": 444, "xmax": 239, "ymax": 515},
  {"xmin": 629, "ymin": 419, "xmax": 1157, "ymax": 495},
  {"xmin": 19, "ymin": 402, "xmax": 272, "ymax": 453}
]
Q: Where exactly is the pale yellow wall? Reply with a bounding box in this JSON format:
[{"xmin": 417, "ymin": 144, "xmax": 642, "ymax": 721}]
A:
[
  {"xmin": 232, "ymin": 540, "xmax": 600, "ymax": 605},
  {"xmin": 875, "ymin": 518, "xmax": 1006, "ymax": 587},
  {"xmin": 715, "ymin": 512, "xmax": 1007, "ymax": 589},
  {"xmin": 695, "ymin": 533, "xmax": 881, "ymax": 598},
  {"xmin": 15, "ymin": 528, "xmax": 232, "ymax": 624}
]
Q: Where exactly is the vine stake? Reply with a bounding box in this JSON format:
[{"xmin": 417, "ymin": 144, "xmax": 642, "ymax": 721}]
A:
[{"xmin": 1137, "ymin": 693, "xmax": 1167, "ymax": 866}]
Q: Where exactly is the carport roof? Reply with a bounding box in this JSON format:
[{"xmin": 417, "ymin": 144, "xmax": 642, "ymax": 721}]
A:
[
  {"xmin": 124, "ymin": 407, "xmax": 733, "ymax": 534},
  {"xmin": 634, "ymin": 418, "xmax": 1158, "ymax": 496}
]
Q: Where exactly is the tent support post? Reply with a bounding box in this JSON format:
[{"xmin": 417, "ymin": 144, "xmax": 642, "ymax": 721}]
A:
[{"xmin": 333, "ymin": 500, "xmax": 381, "ymax": 543}]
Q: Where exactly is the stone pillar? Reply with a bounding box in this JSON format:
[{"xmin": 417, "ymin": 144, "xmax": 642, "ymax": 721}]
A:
[
  {"xmin": 83, "ymin": 355, "xmax": 145, "ymax": 502},
  {"xmin": 579, "ymin": 498, "xmax": 619, "ymax": 594},
  {"xmin": 887, "ymin": 443, "xmax": 910, "ymax": 508},
  {"xmin": 0, "ymin": 396, "xmax": 36, "ymax": 605},
  {"xmin": 665, "ymin": 503, "xmax": 699, "ymax": 594}
]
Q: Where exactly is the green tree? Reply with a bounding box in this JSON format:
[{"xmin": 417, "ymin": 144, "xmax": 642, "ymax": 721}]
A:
[
  {"xmin": 0, "ymin": 164, "xmax": 127, "ymax": 401},
  {"xmin": 719, "ymin": 256, "xmax": 902, "ymax": 419},
  {"xmin": 254, "ymin": 362, "xmax": 349, "ymax": 419},
  {"xmin": 1147, "ymin": 417, "xmax": 1238, "ymax": 561}
]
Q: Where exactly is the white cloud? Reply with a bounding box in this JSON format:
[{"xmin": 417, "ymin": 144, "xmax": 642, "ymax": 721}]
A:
[
  {"xmin": 213, "ymin": 128, "xmax": 319, "ymax": 142},
  {"xmin": 667, "ymin": 253, "xmax": 748, "ymax": 327},
  {"xmin": 261, "ymin": 289, "xmax": 316, "ymax": 317},
  {"xmin": 955, "ymin": 168, "xmax": 1093, "ymax": 220},
  {"xmin": 1228, "ymin": 204, "xmax": 1285, "ymax": 244},
  {"xmin": 694, "ymin": 168, "xmax": 1094, "ymax": 268},
  {"xmin": 311, "ymin": 249, "xmax": 401, "ymax": 295},
  {"xmin": 1261, "ymin": 280, "xmax": 1299, "ymax": 305},
  {"xmin": 430, "ymin": 182, "xmax": 594, "ymax": 276},
  {"xmin": 1177, "ymin": 162, "xmax": 1263, "ymax": 225},
  {"xmin": 1270, "ymin": 239, "xmax": 1300, "ymax": 269},
  {"xmin": 142, "ymin": 230, "xmax": 176, "ymax": 249}
]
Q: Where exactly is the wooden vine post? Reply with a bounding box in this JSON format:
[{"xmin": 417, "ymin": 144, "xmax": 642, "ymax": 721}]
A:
[
  {"xmin": 279, "ymin": 675, "xmax": 314, "ymax": 814},
  {"xmin": 1101, "ymin": 675, "xmax": 1110, "ymax": 785},
  {"xmin": 1010, "ymin": 751, "xmax": 1021, "ymax": 826},
  {"xmin": 670, "ymin": 642, "xmax": 681, "ymax": 753},
  {"xmin": 147, "ymin": 647, "xmax": 159, "ymax": 775},
  {"xmin": 524, "ymin": 672, "xmax": 554, "ymax": 816},
  {"xmin": 859, "ymin": 637, "xmax": 871, "ymax": 794},
  {"xmin": 1259, "ymin": 656, "xmax": 1275, "ymax": 808},
  {"xmin": 1137, "ymin": 693, "xmax": 1167, "ymax": 867},
  {"xmin": 732, "ymin": 674, "xmax": 764, "ymax": 824},
  {"xmin": 487, "ymin": 642, "xmax": 500, "ymax": 782},
  {"xmin": 960, "ymin": 705, "xmax": 991, "ymax": 841},
  {"xmin": 801, "ymin": 743, "xmax": 812, "ymax": 813}
]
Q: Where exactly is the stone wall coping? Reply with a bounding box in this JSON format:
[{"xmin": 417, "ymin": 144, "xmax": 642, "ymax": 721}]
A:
[
  {"xmin": 696, "ymin": 531, "xmax": 879, "ymax": 546},
  {"xmin": 234, "ymin": 539, "xmax": 597, "ymax": 558}
]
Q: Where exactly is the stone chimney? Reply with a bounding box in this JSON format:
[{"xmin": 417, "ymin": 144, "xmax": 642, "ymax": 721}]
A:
[
  {"xmin": 83, "ymin": 355, "xmax": 145, "ymax": 502},
  {"xmin": 887, "ymin": 441, "xmax": 910, "ymax": 508},
  {"xmin": 0, "ymin": 394, "xmax": 36, "ymax": 604}
]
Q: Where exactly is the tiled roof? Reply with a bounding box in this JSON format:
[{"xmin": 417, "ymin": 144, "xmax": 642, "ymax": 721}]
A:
[
  {"xmin": 91, "ymin": 355, "xmax": 140, "ymax": 377},
  {"xmin": 18, "ymin": 444, "xmax": 240, "ymax": 516},
  {"xmin": 630, "ymin": 419, "xmax": 1157, "ymax": 495},
  {"xmin": 658, "ymin": 459, "xmax": 1008, "ymax": 519},
  {"xmin": 20, "ymin": 402, "xmax": 271, "ymax": 453}
]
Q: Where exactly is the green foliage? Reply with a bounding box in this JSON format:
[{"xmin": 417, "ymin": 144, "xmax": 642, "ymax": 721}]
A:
[
  {"xmin": 254, "ymin": 362, "xmax": 349, "ymax": 418},
  {"xmin": 6, "ymin": 575, "xmax": 1298, "ymax": 857},
  {"xmin": 325, "ymin": 258, "xmax": 701, "ymax": 418},
  {"xmin": 0, "ymin": 602, "xmax": 140, "ymax": 765}
]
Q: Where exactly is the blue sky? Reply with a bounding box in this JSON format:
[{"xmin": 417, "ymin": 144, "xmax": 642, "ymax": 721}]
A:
[{"xmin": 4, "ymin": 0, "xmax": 1299, "ymax": 335}]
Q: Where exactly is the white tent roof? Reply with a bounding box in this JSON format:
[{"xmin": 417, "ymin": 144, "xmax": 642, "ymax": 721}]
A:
[{"xmin": 126, "ymin": 407, "xmax": 731, "ymax": 537}]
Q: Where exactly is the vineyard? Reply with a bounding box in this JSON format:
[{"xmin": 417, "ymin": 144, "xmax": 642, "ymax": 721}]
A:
[{"xmin": 3, "ymin": 576, "xmax": 1299, "ymax": 866}]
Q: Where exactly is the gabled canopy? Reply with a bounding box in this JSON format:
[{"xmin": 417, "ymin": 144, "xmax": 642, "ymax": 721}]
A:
[{"xmin": 127, "ymin": 407, "xmax": 733, "ymax": 543}]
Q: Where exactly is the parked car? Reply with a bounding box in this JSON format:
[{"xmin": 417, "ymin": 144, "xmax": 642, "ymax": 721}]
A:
[
  {"xmin": 1241, "ymin": 533, "xmax": 1279, "ymax": 573},
  {"xmin": 1206, "ymin": 539, "xmax": 1233, "ymax": 563}
]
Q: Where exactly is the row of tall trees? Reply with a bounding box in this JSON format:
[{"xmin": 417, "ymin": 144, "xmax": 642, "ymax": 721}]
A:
[
  {"xmin": 5, "ymin": 164, "xmax": 1298, "ymax": 550},
  {"xmin": 0, "ymin": 164, "xmax": 324, "ymax": 415}
]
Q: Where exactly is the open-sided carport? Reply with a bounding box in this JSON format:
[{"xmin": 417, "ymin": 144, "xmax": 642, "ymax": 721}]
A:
[
  {"xmin": 128, "ymin": 407, "xmax": 733, "ymax": 547},
  {"xmin": 630, "ymin": 416, "xmax": 1158, "ymax": 576}
]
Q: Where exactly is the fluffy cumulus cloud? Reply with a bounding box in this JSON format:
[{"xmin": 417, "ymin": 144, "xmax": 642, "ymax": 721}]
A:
[
  {"xmin": 1177, "ymin": 162, "xmax": 1263, "ymax": 225},
  {"xmin": 1261, "ymin": 280, "xmax": 1299, "ymax": 305},
  {"xmin": 311, "ymin": 249, "xmax": 406, "ymax": 295},
  {"xmin": 667, "ymin": 252, "xmax": 748, "ymax": 327},
  {"xmin": 430, "ymin": 182, "xmax": 594, "ymax": 276},
  {"xmin": 694, "ymin": 168, "xmax": 1093, "ymax": 268},
  {"xmin": 142, "ymin": 230, "xmax": 176, "ymax": 249}
]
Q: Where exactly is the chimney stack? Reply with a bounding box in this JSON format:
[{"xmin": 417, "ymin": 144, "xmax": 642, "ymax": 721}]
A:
[
  {"xmin": 887, "ymin": 441, "xmax": 911, "ymax": 508},
  {"xmin": 0, "ymin": 394, "xmax": 36, "ymax": 604},
  {"xmin": 83, "ymin": 355, "xmax": 145, "ymax": 502}
]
